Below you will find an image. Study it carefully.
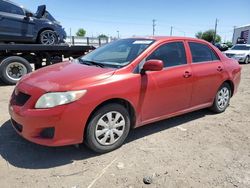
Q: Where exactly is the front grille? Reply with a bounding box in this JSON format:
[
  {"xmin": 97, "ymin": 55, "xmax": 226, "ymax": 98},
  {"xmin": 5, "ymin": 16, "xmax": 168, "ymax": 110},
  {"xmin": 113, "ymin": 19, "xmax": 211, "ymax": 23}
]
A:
[
  {"xmin": 11, "ymin": 119, "xmax": 23, "ymax": 133},
  {"xmin": 12, "ymin": 91, "xmax": 31, "ymax": 106}
]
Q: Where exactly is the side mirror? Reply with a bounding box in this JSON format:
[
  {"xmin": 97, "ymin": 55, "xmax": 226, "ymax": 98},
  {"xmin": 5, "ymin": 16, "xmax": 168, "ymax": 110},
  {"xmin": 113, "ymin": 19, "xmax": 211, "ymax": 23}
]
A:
[
  {"xmin": 25, "ymin": 12, "xmax": 33, "ymax": 18},
  {"xmin": 141, "ymin": 59, "xmax": 163, "ymax": 73}
]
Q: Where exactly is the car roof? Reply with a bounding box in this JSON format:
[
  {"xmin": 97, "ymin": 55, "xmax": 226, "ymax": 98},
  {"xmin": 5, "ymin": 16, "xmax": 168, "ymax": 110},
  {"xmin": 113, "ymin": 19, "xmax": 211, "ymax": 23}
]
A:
[
  {"xmin": 129, "ymin": 36, "xmax": 208, "ymax": 43},
  {"xmin": 2, "ymin": 0, "xmax": 22, "ymax": 7}
]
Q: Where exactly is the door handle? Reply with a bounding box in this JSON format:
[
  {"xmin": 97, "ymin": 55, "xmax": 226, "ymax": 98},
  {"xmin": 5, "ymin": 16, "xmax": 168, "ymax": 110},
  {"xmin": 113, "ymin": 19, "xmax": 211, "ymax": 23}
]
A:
[
  {"xmin": 183, "ymin": 71, "xmax": 192, "ymax": 78},
  {"xmin": 217, "ymin": 66, "xmax": 223, "ymax": 72}
]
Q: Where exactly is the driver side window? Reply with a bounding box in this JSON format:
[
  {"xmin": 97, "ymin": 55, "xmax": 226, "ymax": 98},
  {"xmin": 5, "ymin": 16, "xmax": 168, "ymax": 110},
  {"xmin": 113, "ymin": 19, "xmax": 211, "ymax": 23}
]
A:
[
  {"xmin": 0, "ymin": 1, "xmax": 24, "ymax": 15},
  {"xmin": 146, "ymin": 42, "xmax": 187, "ymax": 67}
]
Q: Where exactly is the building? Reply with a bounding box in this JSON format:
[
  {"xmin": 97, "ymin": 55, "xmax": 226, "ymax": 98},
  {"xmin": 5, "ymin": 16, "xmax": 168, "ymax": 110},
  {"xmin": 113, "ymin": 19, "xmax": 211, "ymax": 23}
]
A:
[{"xmin": 232, "ymin": 24, "xmax": 250, "ymax": 45}]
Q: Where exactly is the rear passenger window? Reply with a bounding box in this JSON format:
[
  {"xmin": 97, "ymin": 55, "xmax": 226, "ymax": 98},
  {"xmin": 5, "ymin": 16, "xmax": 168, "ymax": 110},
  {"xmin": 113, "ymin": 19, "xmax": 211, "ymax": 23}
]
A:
[
  {"xmin": 0, "ymin": 1, "xmax": 24, "ymax": 15},
  {"xmin": 189, "ymin": 42, "xmax": 219, "ymax": 63},
  {"xmin": 147, "ymin": 42, "xmax": 187, "ymax": 67}
]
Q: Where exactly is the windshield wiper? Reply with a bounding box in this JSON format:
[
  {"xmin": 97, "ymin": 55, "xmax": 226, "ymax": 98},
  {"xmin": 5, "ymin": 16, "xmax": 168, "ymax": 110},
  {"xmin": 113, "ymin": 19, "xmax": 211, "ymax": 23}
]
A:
[{"xmin": 78, "ymin": 58, "xmax": 105, "ymax": 68}]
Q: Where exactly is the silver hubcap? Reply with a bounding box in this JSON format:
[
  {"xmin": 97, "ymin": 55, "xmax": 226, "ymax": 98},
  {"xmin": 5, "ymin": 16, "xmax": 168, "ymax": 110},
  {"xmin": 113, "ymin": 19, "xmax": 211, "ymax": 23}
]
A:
[
  {"xmin": 6, "ymin": 62, "xmax": 27, "ymax": 80},
  {"xmin": 217, "ymin": 87, "xmax": 230, "ymax": 109},
  {"xmin": 95, "ymin": 111, "xmax": 125, "ymax": 146},
  {"xmin": 41, "ymin": 31, "xmax": 56, "ymax": 45}
]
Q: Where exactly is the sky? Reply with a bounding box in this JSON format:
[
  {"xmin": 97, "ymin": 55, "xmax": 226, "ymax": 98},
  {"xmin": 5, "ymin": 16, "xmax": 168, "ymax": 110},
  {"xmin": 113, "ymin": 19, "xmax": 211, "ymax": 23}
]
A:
[{"xmin": 14, "ymin": 0, "xmax": 250, "ymax": 41}]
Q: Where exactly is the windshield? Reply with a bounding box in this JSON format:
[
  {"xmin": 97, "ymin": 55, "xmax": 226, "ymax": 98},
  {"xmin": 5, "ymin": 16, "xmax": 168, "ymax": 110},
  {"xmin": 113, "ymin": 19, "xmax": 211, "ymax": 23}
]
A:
[
  {"xmin": 80, "ymin": 38, "xmax": 155, "ymax": 68},
  {"xmin": 231, "ymin": 45, "xmax": 250, "ymax": 50}
]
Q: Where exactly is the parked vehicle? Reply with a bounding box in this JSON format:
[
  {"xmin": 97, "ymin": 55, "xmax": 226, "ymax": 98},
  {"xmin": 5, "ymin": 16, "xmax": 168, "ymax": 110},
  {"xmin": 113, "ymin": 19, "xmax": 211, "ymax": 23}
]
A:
[
  {"xmin": 9, "ymin": 37, "xmax": 241, "ymax": 153},
  {"xmin": 214, "ymin": 43, "xmax": 228, "ymax": 51},
  {"xmin": 0, "ymin": 44, "xmax": 95, "ymax": 85},
  {"xmin": 0, "ymin": 0, "xmax": 66, "ymax": 45},
  {"xmin": 224, "ymin": 44, "xmax": 250, "ymax": 64}
]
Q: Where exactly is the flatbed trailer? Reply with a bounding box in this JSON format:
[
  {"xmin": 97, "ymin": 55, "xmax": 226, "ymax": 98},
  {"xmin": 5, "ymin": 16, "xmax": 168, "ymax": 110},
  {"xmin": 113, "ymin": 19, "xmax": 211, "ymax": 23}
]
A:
[{"xmin": 0, "ymin": 44, "xmax": 95, "ymax": 85}]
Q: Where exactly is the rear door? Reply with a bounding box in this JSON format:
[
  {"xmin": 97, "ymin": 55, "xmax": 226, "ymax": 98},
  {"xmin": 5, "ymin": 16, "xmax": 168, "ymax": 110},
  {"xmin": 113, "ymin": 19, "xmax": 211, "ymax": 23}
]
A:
[
  {"xmin": 0, "ymin": 0, "xmax": 34, "ymax": 42},
  {"xmin": 187, "ymin": 41, "xmax": 224, "ymax": 107}
]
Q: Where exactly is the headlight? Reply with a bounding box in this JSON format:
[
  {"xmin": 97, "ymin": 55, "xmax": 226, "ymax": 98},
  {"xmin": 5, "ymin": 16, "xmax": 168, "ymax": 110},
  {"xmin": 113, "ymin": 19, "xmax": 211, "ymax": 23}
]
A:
[{"xmin": 35, "ymin": 90, "xmax": 87, "ymax": 109}]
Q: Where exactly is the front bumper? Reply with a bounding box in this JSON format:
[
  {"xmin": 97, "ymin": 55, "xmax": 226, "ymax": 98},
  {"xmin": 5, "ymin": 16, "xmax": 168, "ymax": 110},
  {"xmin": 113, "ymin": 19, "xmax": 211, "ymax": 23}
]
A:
[
  {"xmin": 232, "ymin": 56, "xmax": 246, "ymax": 62},
  {"xmin": 225, "ymin": 55, "xmax": 246, "ymax": 62},
  {"xmin": 8, "ymin": 82, "xmax": 88, "ymax": 146},
  {"xmin": 57, "ymin": 28, "xmax": 67, "ymax": 43}
]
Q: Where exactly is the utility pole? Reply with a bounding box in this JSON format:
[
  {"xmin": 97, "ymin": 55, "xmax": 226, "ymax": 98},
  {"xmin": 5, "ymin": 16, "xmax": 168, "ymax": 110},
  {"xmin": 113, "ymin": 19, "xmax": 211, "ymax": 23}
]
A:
[
  {"xmin": 170, "ymin": 26, "xmax": 173, "ymax": 36},
  {"xmin": 213, "ymin": 18, "xmax": 218, "ymax": 44},
  {"xmin": 152, "ymin": 19, "xmax": 156, "ymax": 36},
  {"xmin": 69, "ymin": 28, "xmax": 72, "ymax": 44},
  {"xmin": 117, "ymin": 30, "xmax": 120, "ymax": 39},
  {"xmin": 232, "ymin": 26, "xmax": 236, "ymax": 44}
]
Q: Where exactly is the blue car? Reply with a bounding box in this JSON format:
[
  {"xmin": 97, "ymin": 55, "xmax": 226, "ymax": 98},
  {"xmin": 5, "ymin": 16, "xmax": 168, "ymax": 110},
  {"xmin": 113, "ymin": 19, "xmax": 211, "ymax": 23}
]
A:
[{"xmin": 0, "ymin": 0, "xmax": 66, "ymax": 45}]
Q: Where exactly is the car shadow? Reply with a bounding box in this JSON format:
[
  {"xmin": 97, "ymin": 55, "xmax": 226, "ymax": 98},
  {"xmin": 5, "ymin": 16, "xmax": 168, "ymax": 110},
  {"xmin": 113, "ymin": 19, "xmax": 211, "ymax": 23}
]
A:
[
  {"xmin": 0, "ymin": 80, "xmax": 12, "ymax": 87},
  {"xmin": 0, "ymin": 109, "xmax": 213, "ymax": 169},
  {"xmin": 0, "ymin": 80, "xmax": 6, "ymax": 86}
]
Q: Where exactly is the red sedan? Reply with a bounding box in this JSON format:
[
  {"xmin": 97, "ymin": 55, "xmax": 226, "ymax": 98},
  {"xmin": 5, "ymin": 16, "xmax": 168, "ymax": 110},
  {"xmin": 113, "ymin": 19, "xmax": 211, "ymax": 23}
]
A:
[{"xmin": 9, "ymin": 37, "xmax": 241, "ymax": 153}]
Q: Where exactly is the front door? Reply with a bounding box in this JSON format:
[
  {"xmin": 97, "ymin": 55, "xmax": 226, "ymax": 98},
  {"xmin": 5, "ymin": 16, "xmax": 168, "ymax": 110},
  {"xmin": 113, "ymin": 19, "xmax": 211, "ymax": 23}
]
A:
[{"xmin": 140, "ymin": 41, "xmax": 193, "ymax": 122}]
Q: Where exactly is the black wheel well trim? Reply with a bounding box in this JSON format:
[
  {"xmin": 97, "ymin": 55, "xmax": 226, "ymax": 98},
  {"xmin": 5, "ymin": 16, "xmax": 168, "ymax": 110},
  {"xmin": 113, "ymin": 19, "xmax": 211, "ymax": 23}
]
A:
[
  {"xmin": 223, "ymin": 80, "xmax": 234, "ymax": 97},
  {"xmin": 83, "ymin": 98, "xmax": 137, "ymax": 139}
]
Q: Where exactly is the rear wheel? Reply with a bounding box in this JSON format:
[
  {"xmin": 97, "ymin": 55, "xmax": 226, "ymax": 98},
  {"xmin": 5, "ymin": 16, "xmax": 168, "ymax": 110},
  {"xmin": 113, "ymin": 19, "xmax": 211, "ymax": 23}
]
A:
[
  {"xmin": 39, "ymin": 30, "xmax": 58, "ymax": 45},
  {"xmin": 210, "ymin": 83, "xmax": 231, "ymax": 113},
  {"xmin": 0, "ymin": 56, "xmax": 32, "ymax": 85},
  {"xmin": 85, "ymin": 103, "xmax": 131, "ymax": 153}
]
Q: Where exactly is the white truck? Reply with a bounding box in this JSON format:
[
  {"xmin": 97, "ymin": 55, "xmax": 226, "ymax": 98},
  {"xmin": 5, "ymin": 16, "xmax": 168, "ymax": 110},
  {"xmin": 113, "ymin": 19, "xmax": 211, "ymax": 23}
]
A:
[{"xmin": 232, "ymin": 24, "xmax": 250, "ymax": 45}]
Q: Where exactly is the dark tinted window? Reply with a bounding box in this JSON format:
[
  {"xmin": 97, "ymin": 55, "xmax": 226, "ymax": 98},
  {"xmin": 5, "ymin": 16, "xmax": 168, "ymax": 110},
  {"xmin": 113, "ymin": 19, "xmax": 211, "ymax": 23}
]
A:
[
  {"xmin": 147, "ymin": 42, "xmax": 187, "ymax": 67},
  {"xmin": 189, "ymin": 42, "xmax": 219, "ymax": 63},
  {"xmin": 0, "ymin": 1, "xmax": 24, "ymax": 15}
]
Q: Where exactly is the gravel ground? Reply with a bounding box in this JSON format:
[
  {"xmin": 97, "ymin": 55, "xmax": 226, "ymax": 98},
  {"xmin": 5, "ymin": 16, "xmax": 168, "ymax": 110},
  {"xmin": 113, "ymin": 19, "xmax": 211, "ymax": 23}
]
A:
[{"xmin": 0, "ymin": 64, "xmax": 249, "ymax": 188}]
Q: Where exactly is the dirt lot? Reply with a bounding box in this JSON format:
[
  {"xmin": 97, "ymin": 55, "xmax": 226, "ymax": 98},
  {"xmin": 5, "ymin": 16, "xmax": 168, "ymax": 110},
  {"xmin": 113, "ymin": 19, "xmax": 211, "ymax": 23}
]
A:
[{"xmin": 0, "ymin": 64, "xmax": 249, "ymax": 188}]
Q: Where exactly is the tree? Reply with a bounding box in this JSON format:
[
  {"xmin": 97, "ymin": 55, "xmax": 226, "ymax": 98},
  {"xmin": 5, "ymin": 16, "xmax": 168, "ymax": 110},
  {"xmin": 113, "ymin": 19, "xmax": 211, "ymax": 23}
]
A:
[
  {"xmin": 195, "ymin": 29, "xmax": 221, "ymax": 43},
  {"xmin": 98, "ymin": 34, "xmax": 108, "ymax": 39},
  {"xmin": 195, "ymin": 31, "xmax": 203, "ymax": 39},
  {"xmin": 76, "ymin": 28, "xmax": 86, "ymax": 37},
  {"xmin": 225, "ymin": 41, "xmax": 233, "ymax": 48}
]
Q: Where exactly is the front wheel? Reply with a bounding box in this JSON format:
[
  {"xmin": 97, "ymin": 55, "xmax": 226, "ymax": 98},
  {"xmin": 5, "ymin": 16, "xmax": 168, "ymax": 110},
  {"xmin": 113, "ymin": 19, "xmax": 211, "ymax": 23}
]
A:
[
  {"xmin": 85, "ymin": 103, "xmax": 131, "ymax": 153},
  {"xmin": 210, "ymin": 83, "xmax": 231, "ymax": 113},
  {"xmin": 244, "ymin": 56, "xmax": 249, "ymax": 64},
  {"xmin": 39, "ymin": 30, "xmax": 58, "ymax": 45}
]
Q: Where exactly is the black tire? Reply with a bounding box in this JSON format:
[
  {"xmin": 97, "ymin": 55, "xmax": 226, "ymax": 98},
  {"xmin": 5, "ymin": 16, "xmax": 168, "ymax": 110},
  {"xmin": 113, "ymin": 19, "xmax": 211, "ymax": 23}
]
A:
[
  {"xmin": 244, "ymin": 56, "xmax": 249, "ymax": 64},
  {"xmin": 85, "ymin": 103, "xmax": 131, "ymax": 153},
  {"xmin": 0, "ymin": 56, "xmax": 32, "ymax": 85},
  {"xmin": 38, "ymin": 30, "xmax": 58, "ymax": 45},
  {"xmin": 210, "ymin": 83, "xmax": 231, "ymax": 113}
]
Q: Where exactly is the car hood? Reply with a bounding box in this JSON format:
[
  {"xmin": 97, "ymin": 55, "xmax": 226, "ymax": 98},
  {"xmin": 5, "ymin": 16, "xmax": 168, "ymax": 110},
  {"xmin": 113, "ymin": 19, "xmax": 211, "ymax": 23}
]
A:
[
  {"xmin": 21, "ymin": 61, "xmax": 115, "ymax": 91},
  {"xmin": 224, "ymin": 50, "xmax": 249, "ymax": 55}
]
